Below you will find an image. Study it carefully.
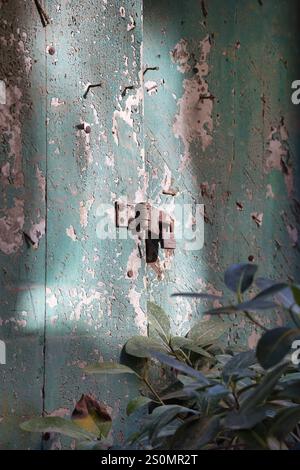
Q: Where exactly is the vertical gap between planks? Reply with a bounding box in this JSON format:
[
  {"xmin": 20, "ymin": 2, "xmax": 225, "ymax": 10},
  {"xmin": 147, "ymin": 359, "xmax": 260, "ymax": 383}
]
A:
[
  {"xmin": 141, "ymin": 1, "xmax": 150, "ymax": 338},
  {"xmin": 42, "ymin": 0, "xmax": 48, "ymax": 447}
]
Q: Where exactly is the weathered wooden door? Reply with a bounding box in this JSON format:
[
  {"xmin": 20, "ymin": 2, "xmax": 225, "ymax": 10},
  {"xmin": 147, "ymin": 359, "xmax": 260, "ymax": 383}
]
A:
[
  {"xmin": 0, "ymin": 0, "xmax": 145, "ymax": 449},
  {"xmin": 0, "ymin": 0, "xmax": 299, "ymax": 449}
]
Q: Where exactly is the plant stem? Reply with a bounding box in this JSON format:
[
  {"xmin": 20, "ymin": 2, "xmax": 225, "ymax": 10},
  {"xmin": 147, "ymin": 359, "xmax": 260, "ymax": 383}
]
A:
[
  {"xmin": 177, "ymin": 349, "xmax": 193, "ymax": 367},
  {"xmin": 169, "ymin": 343, "xmax": 193, "ymax": 367},
  {"xmin": 244, "ymin": 310, "xmax": 268, "ymax": 331},
  {"xmin": 143, "ymin": 377, "xmax": 164, "ymax": 406}
]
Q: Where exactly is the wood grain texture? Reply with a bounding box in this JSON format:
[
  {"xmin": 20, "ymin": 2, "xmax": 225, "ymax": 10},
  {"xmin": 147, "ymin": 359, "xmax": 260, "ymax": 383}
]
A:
[{"xmin": 0, "ymin": 0, "xmax": 299, "ymax": 449}]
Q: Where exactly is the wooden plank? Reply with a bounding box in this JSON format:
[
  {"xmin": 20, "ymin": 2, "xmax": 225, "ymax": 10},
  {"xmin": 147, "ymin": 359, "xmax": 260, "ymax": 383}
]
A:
[
  {"xmin": 0, "ymin": 0, "xmax": 46, "ymax": 449},
  {"xmin": 144, "ymin": 0, "xmax": 300, "ymax": 346},
  {"xmin": 43, "ymin": 0, "xmax": 145, "ymax": 448}
]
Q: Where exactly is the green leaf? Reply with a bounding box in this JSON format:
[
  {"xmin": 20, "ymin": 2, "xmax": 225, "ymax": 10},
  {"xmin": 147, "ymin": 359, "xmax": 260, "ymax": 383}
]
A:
[
  {"xmin": 171, "ymin": 293, "xmax": 222, "ymax": 300},
  {"xmin": 256, "ymin": 327, "xmax": 300, "ymax": 369},
  {"xmin": 255, "ymin": 283, "xmax": 289, "ymax": 300},
  {"xmin": 148, "ymin": 405, "xmax": 199, "ymax": 443},
  {"xmin": 224, "ymin": 263, "xmax": 258, "ymax": 294},
  {"xmin": 71, "ymin": 394, "xmax": 112, "ymax": 439},
  {"xmin": 126, "ymin": 397, "xmax": 152, "ymax": 416},
  {"xmin": 203, "ymin": 299, "xmax": 276, "ymax": 317},
  {"xmin": 147, "ymin": 302, "xmax": 170, "ymax": 343},
  {"xmin": 84, "ymin": 362, "xmax": 137, "ymax": 375},
  {"xmin": 150, "ymin": 351, "xmax": 210, "ymax": 385},
  {"xmin": 238, "ymin": 429, "xmax": 267, "ymax": 450},
  {"xmin": 162, "ymin": 383, "xmax": 228, "ymax": 401},
  {"xmin": 275, "ymin": 380, "xmax": 300, "ymax": 402},
  {"xmin": 256, "ymin": 278, "xmax": 300, "ymax": 314},
  {"xmin": 188, "ymin": 318, "xmax": 229, "ymax": 346},
  {"xmin": 125, "ymin": 335, "xmax": 169, "ymax": 358},
  {"xmin": 240, "ymin": 362, "xmax": 289, "ymax": 413},
  {"xmin": 170, "ymin": 415, "xmax": 220, "ymax": 450},
  {"xmin": 268, "ymin": 406, "xmax": 300, "ymax": 441},
  {"xmin": 292, "ymin": 286, "xmax": 300, "ymax": 306},
  {"xmin": 77, "ymin": 438, "xmax": 112, "ymax": 450},
  {"xmin": 170, "ymin": 336, "xmax": 212, "ymax": 358},
  {"xmin": 20, "ymin": 417, "xmax": 96, "ymax": 441},
  {"xmin": 222, "ymin": 350, "xmax": 257, "ymax": 383},
  {"xmin": 225, "ymin": 406, "xmax": 276, "ymax": 430}
]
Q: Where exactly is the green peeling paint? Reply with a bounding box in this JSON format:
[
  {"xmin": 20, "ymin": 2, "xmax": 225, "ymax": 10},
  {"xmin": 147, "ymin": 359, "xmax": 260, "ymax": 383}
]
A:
[{"xmin": 0, "ymin": 0, "xmax": 299, "ymax": 449}]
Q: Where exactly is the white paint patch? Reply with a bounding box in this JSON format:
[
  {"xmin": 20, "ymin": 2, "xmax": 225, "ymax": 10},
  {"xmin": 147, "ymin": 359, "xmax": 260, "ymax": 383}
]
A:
[
  {"xmin": 71, "ymin": 289, "xmax": 102, "ymax": 321},
  {"xmin": 266, "ymin": 184, "xmax": 274, "ymax": 199},
  {"xmin": 66, "ymin": 225, "xmax": 77, "ymax": 241},
  {"xmin": 79, "ymin": 197, "xmax": 95, "ymax": 228},
  {"xmin": 161, "ymin": 164, "xmax": 172, "ymax": 191},
  {"xmin": 0, "ymin": 85, "xmax": 24, "ymax": 187},
  {"xmin": 36, "ymin": 165, "xmax": 46, "ymax": 200},
  {"xmin": 127, "ymin": 16, "xmax": 136, "ymax": 31},
  {"xmin": 1, "ymin": 162, "xmax": 10, "ymax": 178},
  {"xmin": 173, "ymin": 36, "xmax": 213, "ymax": 171},
  {"xmin": 46, "ymin": 288, "xmax": 58, "ymax": 308},
  {"xmin": 126, "ymin": 246, "xmax": 141, "ymax": 280},
  {"xmin": 251, "ymin": 212, "xmax": 263, "ymax": 227},
  {"xmin": 0, "ymin": 198, "xmax": 24, "ymax": 254},
  {"xmin": 112, "ymin": 88, "xmax": 142, "ymax": 147},
  {"xmin": 29, "ymin": 219, "xmax": 45, "ymax": 246},
  {"xmin": 105, "ymin": 153, "xmax": 115, "ymax": 167},
  {"xmin": 171, "ymin": 39, "xmax": 191, "ymax": 73},
  {"xmin": 145, "ymin": 80, "xmax": 158, "ymax": 95},
  {"xmin": 287, "ymin": 224, "xmax": 298, "ymax": 247},
  {"xmin": 112, "ymin": 61, "xmax": 143, "ymax": 148},
  {"xmin": 91, "ymin": 104, "xmax": 99, "ymax": 124},
  {"xmin": 265, "ymin": 124, "xmax": 293, "ymax": 197},
  {"xmin": 0, "ymin": 80, "xmax": 6, "ymax": 104},
  {"xmin": 128, "ymin": 287, "xmax": 147, "ymax": 334},
  {"xmin": 134, "ymin": 166, "xmax": 148, "ymax": 203},
  {"xmin": 51, "ymin": 97, "xmax": 65, "ymax": 107},
  {"xmin": 84, "ymin": 132, "xmax": 93, "ymax": 164}
]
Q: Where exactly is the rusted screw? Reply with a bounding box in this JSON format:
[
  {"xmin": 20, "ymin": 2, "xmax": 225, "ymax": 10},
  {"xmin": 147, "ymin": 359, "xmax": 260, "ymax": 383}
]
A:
[
  {"xmin": 48, "ymin": 46, "xmax": 55, "ymax": 55},
  {"xmin": 77, "ymin": 123, "xmax": 91, "ymax": 134},
  {"xmin": 127, "ymin": 270, "xmax": 134, "ymax": 278}
]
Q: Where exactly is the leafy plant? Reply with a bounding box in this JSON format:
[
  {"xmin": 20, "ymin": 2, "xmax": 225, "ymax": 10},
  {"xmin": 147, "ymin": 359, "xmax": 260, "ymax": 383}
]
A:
[
  {"xmin": 85, "ymin": 263, "xmax": 300, "ymax": 450},
  {"xmin": 21, "ymin": 263, "xmax": 300, "ymax": 450},
  {"xmin": 21, "ymin": 394, "xmax": 112, "ymax": 449}
]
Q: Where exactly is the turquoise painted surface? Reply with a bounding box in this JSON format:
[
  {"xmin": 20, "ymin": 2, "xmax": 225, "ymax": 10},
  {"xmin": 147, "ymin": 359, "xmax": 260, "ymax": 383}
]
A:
[
  {"xmin": 0, "ymin": 0, "xmax": 299, "ymax": 449},
  {"xmin": 144, "ymin": 0, "xmax": 300, "ymax": 345},
  {"xmin": 0, "ymin": 0, "xmax": 145, "ymax": 449}
]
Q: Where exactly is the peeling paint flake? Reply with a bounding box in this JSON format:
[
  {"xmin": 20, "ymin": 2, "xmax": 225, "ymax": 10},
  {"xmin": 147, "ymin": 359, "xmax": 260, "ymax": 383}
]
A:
[
  {"xmin": 173, "ymin": 36, "xmax": 213, "ymax": 171},
  {"xmin": 145, "ymin": 80, "xmax": 158, "ymax": 96},
  {"xmin": 265, "ymin": 122, "xmax": 293, "ymax": 197},
  {"xmin": 51, "ymin": 97, "xmax": 65, "ymax": 107},
  {"xmin": 171, "ymin": 39, "xmax": 191, "ymax": 73},
  {"xmin": 112, "ymin": 86, "xmax": 142, "ymax": 147},
  {"xmin": 0, "ymin": 198, "xmax": 24, "ymax": 254},
  {"xmin": 128, "ymin": 287, "xmax": 147, "ymax": 334},
  {"xmin": 0, "ymin": 85, "xmax": 24, "ymax": 187},
  {"xmin": 80, "ymin": 197, "xmax": 95, "ymax": 228},
  {"xmin": 66, "ymin": 225, "xmax": 78, "ymax": 241}
]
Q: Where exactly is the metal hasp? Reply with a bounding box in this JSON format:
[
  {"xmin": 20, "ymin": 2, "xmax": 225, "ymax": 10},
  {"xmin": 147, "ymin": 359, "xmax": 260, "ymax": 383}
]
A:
[{"xmin": 115, "ymin": 201, "xmax": 176, "ymax": 261}]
